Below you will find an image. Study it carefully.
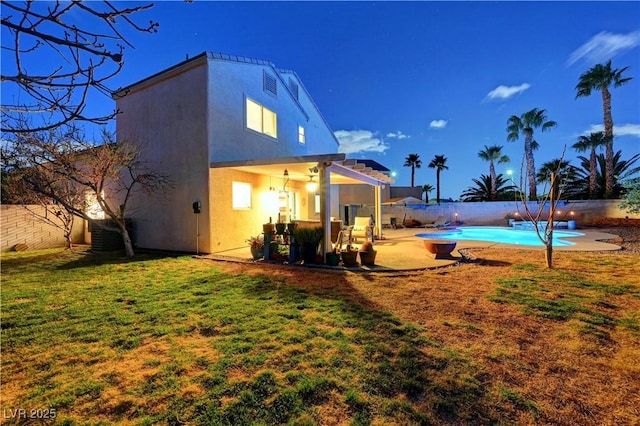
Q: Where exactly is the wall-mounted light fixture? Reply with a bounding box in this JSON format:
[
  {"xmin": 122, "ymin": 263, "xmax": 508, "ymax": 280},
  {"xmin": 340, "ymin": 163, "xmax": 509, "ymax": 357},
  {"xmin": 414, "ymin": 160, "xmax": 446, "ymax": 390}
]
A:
[{"xmin": 306, "ymin": 175, "xmax": 318, "ymax": 192}]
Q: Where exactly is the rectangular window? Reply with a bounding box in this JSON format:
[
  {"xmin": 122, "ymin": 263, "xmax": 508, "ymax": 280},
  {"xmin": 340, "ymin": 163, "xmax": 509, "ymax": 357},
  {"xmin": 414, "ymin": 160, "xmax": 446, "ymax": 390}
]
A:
[
  {"xmin": 232, "ymin": 181, "xmax": 251, "ymax": 209},
  {"xmin": 298, "ymin": 126, "xmax": 305, "ymax": 144},
  {"xmin": 264, "ymin": 71, "xmax": 277, "ymax": 95},
  {"xmin": 314, "ymin": 194, "xmax": 320, "ymax": 214},
  {"xmin": 246, "ymin": 98, "xmax": 277, "ymax": 138}
]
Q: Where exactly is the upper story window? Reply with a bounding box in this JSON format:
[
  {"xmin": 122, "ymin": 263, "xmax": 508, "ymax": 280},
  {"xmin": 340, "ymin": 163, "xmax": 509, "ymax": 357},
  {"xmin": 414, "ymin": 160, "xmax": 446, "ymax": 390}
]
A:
[
  {"xmin": 246, "ymin": 98, "xmax": 277, "ymax": 138},
  {"xmin": 298, "ymin": 126, "xmax": 305, "ymax": 144},
  {"xmin": 263, "ymin": 71, "xmax": 277, "ymax": 96}
]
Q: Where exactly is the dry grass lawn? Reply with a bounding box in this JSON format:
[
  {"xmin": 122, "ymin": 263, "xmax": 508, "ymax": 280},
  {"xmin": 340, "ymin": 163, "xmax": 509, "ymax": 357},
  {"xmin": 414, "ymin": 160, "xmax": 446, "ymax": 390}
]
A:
[
  {"xmin": 216, "ymin": 247, "xmax": 640, "ymax": 425},
  {"xmin": 2, "ymin": 241, "xmax": 639, "ymax": 425}
]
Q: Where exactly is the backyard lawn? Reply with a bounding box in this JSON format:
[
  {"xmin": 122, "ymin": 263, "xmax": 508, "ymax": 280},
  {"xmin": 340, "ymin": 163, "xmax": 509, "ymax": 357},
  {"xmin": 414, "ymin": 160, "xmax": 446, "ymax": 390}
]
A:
[{"xmin": 1, "ymin": 245, "xmax": 639, "ymax": 425}]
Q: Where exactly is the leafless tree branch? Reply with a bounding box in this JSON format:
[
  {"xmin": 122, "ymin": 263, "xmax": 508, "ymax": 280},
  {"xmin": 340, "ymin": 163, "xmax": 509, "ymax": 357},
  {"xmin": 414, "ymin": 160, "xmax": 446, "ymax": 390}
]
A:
[{"xmin": 1, "ymin": 1, "xmax": 158, "ymax": 133}]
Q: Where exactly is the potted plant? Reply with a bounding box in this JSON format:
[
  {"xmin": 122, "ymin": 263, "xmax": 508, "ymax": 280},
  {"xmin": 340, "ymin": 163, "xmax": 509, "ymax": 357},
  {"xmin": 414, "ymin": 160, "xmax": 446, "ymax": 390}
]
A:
[
  {"xmin": 358, "ymin": 240, "xmax": 377, "ymax": 266},
  {"xmin": 275, "ymin": 222, "xmax": 287, "ymax": 235},
  {"xmin": 326, "ymin": 244, "xmax": 340, "ymax": 266},
  {"xmin": 293, "ymin": 226, "xmax": 323, "ymax": 264},
  {"xmin": 246, "ymin": 235, "xmax": 264, "ymax": 260},
  {"xmin": 341, "ymin": 244, "xmax": 358, "ymax": 266}
]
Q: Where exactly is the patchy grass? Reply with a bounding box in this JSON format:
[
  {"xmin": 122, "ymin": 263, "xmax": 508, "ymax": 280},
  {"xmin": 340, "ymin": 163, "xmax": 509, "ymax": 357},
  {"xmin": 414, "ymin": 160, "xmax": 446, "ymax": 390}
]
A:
[{"xmin": 2, "ymin": 247, "xmax": 639, "ymax": 425}]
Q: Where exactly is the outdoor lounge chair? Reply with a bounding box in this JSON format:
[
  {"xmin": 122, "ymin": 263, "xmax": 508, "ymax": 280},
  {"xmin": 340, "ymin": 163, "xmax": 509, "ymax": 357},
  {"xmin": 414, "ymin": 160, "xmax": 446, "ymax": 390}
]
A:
[
  {"xmin": 424, "ymin": 216, "xmax": 451, "ymax": 228},
  {"xmin": 351, "ymin": 216, "xmax": 373, "ymax": 242}
]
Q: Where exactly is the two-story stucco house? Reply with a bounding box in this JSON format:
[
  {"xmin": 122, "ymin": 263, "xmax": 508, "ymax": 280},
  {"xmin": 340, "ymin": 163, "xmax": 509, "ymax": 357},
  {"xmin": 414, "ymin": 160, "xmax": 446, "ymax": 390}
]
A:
[{"xmin": 114, "ymin": 52, "xmax": 392, "ymax": 255}]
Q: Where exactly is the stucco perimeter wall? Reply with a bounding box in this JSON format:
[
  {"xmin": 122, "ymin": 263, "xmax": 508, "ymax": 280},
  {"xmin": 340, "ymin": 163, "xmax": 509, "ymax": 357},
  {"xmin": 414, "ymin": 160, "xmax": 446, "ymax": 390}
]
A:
[
  {"xmin": 354, "ymin": 200, "xmax": 638, "ymax": 227},
  {"xmin": 1, "ymin": 205, "xmax": 84, "ymax": 252}
]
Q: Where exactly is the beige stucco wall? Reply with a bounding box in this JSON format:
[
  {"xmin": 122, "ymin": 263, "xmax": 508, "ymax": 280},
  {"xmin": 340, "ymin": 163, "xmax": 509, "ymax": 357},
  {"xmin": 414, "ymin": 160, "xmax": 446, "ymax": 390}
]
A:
[
  {"xmin": 116, "ymin": 58, "xmax": 211, "ymax": 253},
  {"xmin": 209, "ymin": 168, "xmax": 324, "ymax": 253},
  {"xmin": 1, "ymin": 205, "xmax": 84, "ymax": 252},
  {"xmin": 339, "ymin": 184, "xmax": 391, "ymax": 205}
]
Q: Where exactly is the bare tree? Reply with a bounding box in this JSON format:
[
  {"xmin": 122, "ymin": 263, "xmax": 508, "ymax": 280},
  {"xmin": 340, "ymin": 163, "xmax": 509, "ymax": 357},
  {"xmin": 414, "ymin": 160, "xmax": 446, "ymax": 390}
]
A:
[
  {"xmin": 1, "ymin": 1, "xmax": 158, "ymax": 133},
  {"xmin": 512, "ymin": 148, "xmax": 567, "ymax": 268},
  {"xmin": 2, "ymin": 170, "xmax": 79, "ymax": 248},
  {"xmin": 2, "ymin": 121, "xmax": 171, "ymax": 257}
]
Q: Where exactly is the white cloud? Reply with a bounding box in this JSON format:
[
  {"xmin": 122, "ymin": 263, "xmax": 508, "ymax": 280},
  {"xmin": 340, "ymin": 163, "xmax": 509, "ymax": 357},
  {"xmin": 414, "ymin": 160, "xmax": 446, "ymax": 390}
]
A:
[
  {"xmin": 584, "ymin": 123, "xmax": 640, "ymax": 137},
  {"xmin": 429, "ymin": 119, "xmax": 448, "ymax": 129},
  {"xmin": 334, "ymin": 129, "xmax": 389, "ymax": 154},
  {"xmin": 486, "ymin": 83, "xmax": 531, "ymax": 100},
  {"xmin": 386, "ymin": 131, "xmax": 409, "ymax": 139},
  {"xmin": 567, "ymin": 31, "xmax": 640, "ymax": 66}
]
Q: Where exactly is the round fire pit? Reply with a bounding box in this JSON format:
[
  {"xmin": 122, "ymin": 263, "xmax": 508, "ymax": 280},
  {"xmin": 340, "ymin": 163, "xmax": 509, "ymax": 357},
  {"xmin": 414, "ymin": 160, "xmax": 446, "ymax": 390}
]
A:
[{"xmin": 423, "ymin": 240, "xmax": 457, "ymax": 259}]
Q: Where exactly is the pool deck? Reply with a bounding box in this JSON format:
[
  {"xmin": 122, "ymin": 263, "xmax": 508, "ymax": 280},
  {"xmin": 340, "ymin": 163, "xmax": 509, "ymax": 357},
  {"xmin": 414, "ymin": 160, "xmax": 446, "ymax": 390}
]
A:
[{"xmin": 206, "ymin": 227, "xmax": 625, "ymax": 272}]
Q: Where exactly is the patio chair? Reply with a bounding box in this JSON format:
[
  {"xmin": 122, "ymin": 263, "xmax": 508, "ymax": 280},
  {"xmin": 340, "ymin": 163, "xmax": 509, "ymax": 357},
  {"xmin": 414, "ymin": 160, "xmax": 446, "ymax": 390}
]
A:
[
  {"xmin": 351, "ymin": 216, "xmax": 373, "ymax": 242},
  {"xmin": 424, "ymin": 216, "xmax": 451, "ymax": 228},
  {"xmin": 333, "ymin": 225, "xmax": 353, "ymax": 251}
]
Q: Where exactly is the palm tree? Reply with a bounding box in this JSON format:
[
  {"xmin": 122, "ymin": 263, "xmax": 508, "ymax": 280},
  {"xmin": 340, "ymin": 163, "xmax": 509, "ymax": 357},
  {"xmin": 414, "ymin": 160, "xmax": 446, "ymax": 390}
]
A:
[
  {"xmin": 536, "ymin": 158, "xmax": 579, "ymax": 200},
  {"xmin": 572, "ymin": 132, "xmax": 608, "ymax": 198},
  {"xmin": 506, "ymin": 108, "xmax": 557, "ymax": 201},
  {"xmin": 403, "ymin": 153, "xmax": 422, "ymax": 187},
  {"xmin": 477, "ymin": 145, "xmax": 510, "ymax": 201},
  {"xmin": 460, "ymin": 173, "xmax": 517, "ymax": 202},
  {"xmin": 575, "ymin": 60, "xmax": 633, "ymax": 198},
  {"xmin": 570, "ymin": 150, "xmax": 640, "ymax": 199},
  {"xmin": 428, "ymin": 154, "xmax": 448, "ymax": 203},
  {"xmin": 421, "ymin": 183, "xmax": 434, "ymax": 203}
]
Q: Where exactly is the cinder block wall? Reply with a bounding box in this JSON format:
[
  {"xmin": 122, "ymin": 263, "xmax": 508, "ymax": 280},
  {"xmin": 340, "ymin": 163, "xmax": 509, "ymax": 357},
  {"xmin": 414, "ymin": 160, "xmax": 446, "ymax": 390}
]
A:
[
  {"xmin": 1, "ymin": 205, "xmax": 85, "ymax": 252},
  {"xmin": 352, "ymin": 200, "xmax": 637, "ymax": 227}
]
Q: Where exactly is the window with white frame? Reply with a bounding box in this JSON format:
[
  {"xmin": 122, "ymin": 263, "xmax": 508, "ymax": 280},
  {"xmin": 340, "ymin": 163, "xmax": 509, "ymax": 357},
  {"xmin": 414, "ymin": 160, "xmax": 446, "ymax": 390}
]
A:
[
  {"xmin": 232, "ymin": 181, "xmax": 252, "ymax": 209},
  {"xmin": 246, "ymin": 98, "xmax": 277, "ymax": 138},
  {"xmin": 298, "ymin": 126, "xmax": 305, "ymax": 144}
]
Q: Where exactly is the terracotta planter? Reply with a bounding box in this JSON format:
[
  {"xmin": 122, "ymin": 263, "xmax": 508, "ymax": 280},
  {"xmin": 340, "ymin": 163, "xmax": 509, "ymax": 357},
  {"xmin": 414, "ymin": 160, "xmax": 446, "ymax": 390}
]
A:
[
  {"xmin": 341, "ymin": 250, "xmax": 358, "ymax": 266},
  {"xmin": 359, "ymin": 250, "xmax": 377, "ymax": 266},
  {"xmin": 263, "ymin": 223, "xmax": 275, "ymax": 235},
  {"xmin": 423, "ymin": 240, "xmax": 457, "ymax": 259}
]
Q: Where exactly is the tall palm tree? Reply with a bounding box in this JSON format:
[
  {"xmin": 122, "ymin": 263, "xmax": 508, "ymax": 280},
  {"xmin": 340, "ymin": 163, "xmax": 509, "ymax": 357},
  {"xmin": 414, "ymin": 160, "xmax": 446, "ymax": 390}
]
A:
[
  {"xmin": 428, "ymin": 154, "xmax": 448, "ymax": 203},
  {"xmin": 575, "ymin": 60, "xmax": 633, "ymax": 198},
  {"xmin": 572, "ymin": 132, "xmax": 608, "ymax": 198},
  {"xmin": 477, "ymin": 145, "xmax": 510, "ymax": 201},
  {"xmin": 506, "ymin": 108, "xmax": 557, "ymax": 201},
  {"xmin": 403, "ymin": 153, "xmax": 422, "ymax": 187},
  {"xmin": 421, "ymin": 183, "xmax": 434, "ymax": 203}
]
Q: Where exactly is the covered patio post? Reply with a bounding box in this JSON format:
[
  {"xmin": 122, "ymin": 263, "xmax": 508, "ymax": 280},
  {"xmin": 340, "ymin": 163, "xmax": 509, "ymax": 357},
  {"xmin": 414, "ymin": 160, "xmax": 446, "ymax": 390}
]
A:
[
  {"xmin": 318, "ymin": 163, "xmax": 331, "ymax": 261},
  {"xmin": 374, "ymin": 185, "xmax": 382, "ymax": 239}
]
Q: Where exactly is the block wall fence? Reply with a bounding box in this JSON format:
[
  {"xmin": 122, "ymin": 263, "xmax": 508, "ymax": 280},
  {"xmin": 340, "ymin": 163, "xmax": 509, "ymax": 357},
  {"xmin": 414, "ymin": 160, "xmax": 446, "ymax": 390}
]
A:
[
  {"xmin": 1, "ymin": 205, "xmax": 84, "ymax": 252},
  {"xmin": 352, "ymin": 200, "xmax": 638, "ymax": 227},
  {"xmin": 2, "ymin": 200, "xmax": 637, "ymax": 252}
]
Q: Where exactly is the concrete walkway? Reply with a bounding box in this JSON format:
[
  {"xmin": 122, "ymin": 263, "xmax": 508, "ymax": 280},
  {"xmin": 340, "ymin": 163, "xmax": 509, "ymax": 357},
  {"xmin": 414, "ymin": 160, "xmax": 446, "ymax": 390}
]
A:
[{"xmin": 207, "ymin": 227, "xmax": 623, "ymax": 272}]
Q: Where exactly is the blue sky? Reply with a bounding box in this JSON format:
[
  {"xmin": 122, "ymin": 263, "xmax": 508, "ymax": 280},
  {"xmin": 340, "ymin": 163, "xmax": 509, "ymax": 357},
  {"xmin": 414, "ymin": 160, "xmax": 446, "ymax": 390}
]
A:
[{"xmin": 3, "ymin": 1, "xmax": 640, "ymax": 199}]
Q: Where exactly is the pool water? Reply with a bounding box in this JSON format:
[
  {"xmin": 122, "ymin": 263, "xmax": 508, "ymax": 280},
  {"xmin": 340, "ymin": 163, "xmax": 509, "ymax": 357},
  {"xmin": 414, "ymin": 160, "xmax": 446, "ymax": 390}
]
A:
[{"xmin": 415, "ymin": 226, "xmax": 585, "ymax": 247}]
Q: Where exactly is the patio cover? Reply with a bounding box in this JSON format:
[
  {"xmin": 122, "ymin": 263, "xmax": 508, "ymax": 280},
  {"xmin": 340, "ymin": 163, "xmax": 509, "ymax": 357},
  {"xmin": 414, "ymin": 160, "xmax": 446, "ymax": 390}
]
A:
[{"xmin": 210, "ymin": 154, "xmax": 394, "ymax": 257}]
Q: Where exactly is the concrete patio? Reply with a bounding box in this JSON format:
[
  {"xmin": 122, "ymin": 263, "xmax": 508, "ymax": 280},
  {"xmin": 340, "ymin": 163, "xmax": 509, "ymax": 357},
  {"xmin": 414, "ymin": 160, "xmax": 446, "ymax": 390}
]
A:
[{"xmin": 206, "ymin": 227, "xmax": 624, "ymax": 272}]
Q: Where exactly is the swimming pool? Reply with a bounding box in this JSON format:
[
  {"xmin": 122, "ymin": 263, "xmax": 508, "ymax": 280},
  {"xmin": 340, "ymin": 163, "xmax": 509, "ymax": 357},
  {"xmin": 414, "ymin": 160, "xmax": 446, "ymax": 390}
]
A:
[{"xmin": 415, "ymin": 226, "xmax": 585, "ymax": 247}]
